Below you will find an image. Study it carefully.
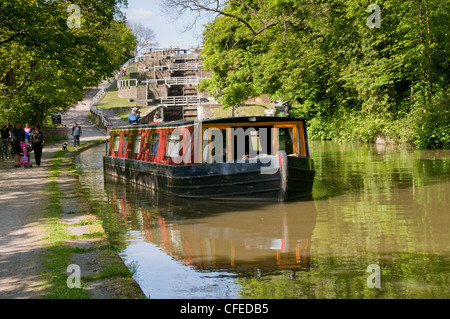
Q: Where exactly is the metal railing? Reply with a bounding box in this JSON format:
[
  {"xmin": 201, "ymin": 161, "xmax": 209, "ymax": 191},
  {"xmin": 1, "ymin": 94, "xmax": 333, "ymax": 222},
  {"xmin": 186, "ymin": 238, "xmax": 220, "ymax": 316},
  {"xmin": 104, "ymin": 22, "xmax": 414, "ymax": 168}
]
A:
[
  {"xmin": 160, "ymin": 96, "xmax": 201, "ymax": 106},
  {"xmin": 89, "ymin": 80, "xmax": 115, "ymax": 129},
  {"xmin": 131, "ymin": 53, "xmax": 200, "ymax": 62},
  {"xmin": 141, "ymin": 77, "xmax": 203, "ymax": 86},
  {"xmin": 117, "ymin": 79, "xmax": 138, "ymax": 89},
  {"xmin": 169, "ymin": 63, "xmax": 200, "ymax": 71},
  {"xmin": 147, "ymin": 63, "xmax": 201, "ymax": 72},
  {"xmin": 166, "ymin": 77, "xmax": 201, "ymax": 85},
  {"xmin": 118, "ymin": 77, "xmax": 204, "ymax": 89}
]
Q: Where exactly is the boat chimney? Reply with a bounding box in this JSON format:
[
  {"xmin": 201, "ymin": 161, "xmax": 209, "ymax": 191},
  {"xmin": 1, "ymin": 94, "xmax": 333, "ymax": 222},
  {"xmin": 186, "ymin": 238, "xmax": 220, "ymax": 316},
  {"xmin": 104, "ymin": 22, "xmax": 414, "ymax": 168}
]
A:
[{"xmin": 283, "ymin": 101, "xmax": 291, "ymax": 118}]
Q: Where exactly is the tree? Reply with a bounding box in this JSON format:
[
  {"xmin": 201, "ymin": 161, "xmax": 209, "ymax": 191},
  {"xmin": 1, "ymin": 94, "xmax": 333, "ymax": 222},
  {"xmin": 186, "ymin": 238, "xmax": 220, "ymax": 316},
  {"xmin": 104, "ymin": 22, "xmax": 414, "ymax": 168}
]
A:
[
  {"xmin": 164, "ymin": 0, "xmax": 449, "ymax": 147},
  {"xmin": 128, "ymin": 21, "xmax": 158, "ymax": 55},
  {"xmin": 0, "ymin": 0, "xmax": 136, "ymax": 125}
]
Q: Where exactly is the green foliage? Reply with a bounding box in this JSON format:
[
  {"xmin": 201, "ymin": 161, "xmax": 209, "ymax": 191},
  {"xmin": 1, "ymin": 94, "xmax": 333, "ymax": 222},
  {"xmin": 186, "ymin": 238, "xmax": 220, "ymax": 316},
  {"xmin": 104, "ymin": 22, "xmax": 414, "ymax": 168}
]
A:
[
  {"xmin": 0, "ymin": 0, "xmax": 136, "ymax": 125},
  {"xmin": 306, "ymin": 113, "xmax": 390, "ymax": 143},
  {"xmin": 411, "ymin": 93, "xmax": 450, "ymax": 149},
  {"xmin": 198, "ymin": 0, "xmax": 449, "ymax": 148},
  {"xmin": 306, "ymin": 117, "xmax": 335, "ymax": 141}
]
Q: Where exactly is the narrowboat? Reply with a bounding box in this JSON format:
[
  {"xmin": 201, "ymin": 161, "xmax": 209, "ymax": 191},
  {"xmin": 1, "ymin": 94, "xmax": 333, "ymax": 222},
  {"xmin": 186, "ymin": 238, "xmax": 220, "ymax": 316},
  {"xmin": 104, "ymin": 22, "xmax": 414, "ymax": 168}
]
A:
[{"xmin": 103, "ymin": 116, "xmax": 315, "ymax": 201}]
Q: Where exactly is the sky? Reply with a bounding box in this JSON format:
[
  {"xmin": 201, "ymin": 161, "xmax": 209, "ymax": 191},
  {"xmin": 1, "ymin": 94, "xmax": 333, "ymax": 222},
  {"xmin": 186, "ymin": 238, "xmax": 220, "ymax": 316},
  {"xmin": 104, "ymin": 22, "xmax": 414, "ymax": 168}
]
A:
[{"xmin": 122, "ymin": 0, "xmax": 212, "ymax": 49}]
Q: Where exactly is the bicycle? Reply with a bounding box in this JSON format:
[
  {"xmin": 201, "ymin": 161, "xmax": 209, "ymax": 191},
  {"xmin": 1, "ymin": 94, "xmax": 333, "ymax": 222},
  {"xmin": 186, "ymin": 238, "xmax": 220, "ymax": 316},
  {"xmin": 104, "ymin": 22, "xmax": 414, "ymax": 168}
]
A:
[
  {"xmin": 1, "ymin": 138, "xmax": 13, "ymax": 160},
  {"xmin": 8, "ymin": 140, "xmax": 13, "ymax": 159},
  {"xmin": 1, "ymin": 139, "xmax": 9, "ymax": 161}
]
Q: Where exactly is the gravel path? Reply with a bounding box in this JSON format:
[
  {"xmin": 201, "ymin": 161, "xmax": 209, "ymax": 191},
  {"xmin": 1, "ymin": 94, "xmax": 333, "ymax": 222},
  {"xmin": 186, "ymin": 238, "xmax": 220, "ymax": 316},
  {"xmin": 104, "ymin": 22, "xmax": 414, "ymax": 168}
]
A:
[
  {"xmin": 0, "ymin": 83, "xmax": 112, "ymax": 298},
  {"xmin": 0, "ymin": 151, "xmax": 54, "ymax": 298}
]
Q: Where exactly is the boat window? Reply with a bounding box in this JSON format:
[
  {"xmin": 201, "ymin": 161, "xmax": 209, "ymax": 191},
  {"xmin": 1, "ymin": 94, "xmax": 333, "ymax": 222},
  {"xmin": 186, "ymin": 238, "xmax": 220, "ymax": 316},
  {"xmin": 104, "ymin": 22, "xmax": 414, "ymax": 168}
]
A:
[
  {"xmin": 122, "ymin": 135, "xmax": 128, "ymax": 153},
  {"xmin": 249, "ymin": 130, "xmax": 263, "ymax": 152},
  {"xmin": 231, "ymin": 127, "xmax": 272, "ymax": 160},
  {"xmin": 149, "ymin": 133, "xmax": 160, "ymax": 156},
  {"xmin": 202, "ymin": 128, "xmax": 226, "ymax": 163},
  {"xmin": 166, "ymin": 131, "xmax": 181, "ymax": 158},
  {"xmin": 132, "ymin": 134, "xmax": 141, "ymax": 154},
  {"xmin": 113, "ymin": 135, "xmax": 120, "ymax": 152},
  {"xmin": 296, "ymin": 124, "xmax": 306, "ymax": 156},
  {"xmin": 278, "ymin": 128, "xmax": 294, "ymax": 155}
]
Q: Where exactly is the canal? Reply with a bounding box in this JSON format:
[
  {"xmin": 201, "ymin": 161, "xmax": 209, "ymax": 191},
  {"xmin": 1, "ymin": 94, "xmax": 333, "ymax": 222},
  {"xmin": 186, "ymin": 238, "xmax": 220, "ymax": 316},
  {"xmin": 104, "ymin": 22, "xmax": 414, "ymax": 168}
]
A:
[{"xmin": 74, "ymin": 141, "xmax": 450, "ymax": 299}]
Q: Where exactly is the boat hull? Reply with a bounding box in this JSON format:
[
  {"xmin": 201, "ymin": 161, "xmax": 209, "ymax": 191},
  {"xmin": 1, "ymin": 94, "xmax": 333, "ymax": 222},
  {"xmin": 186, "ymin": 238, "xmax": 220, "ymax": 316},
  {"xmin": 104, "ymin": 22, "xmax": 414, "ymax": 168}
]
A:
[{"xmin": 103, "ymin": 151, "xmax": 315, "ymax": 202}]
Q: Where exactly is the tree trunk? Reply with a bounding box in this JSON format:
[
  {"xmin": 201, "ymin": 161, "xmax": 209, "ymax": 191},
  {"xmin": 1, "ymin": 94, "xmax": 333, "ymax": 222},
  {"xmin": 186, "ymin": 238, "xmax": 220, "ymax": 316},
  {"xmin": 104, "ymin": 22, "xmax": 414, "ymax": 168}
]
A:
[
  {"xmin": 410, "ymin": 68, "xmax": 414, "ymax": 108},
  {"xmin": 424, "ymin": 0, "xmax": 433, "ymax": 103},
  {"xmin": 5, "ymin": 69, "xmax": 15, "ymax": 87},
  {"xmin": 418, "ymin": 0, "xmax": 428, "ymax": 107}
]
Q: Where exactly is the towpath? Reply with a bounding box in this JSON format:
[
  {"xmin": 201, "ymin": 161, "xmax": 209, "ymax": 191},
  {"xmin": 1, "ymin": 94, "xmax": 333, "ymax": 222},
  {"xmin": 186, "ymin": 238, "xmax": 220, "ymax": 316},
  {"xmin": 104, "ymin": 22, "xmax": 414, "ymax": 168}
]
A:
[
  {"xmin": 0, "ymin": 82, "xmax": 128, "ymax": 298},
  {"xmin": 62, "ymin": 81, "xmax": 126, "ymax": 142}
]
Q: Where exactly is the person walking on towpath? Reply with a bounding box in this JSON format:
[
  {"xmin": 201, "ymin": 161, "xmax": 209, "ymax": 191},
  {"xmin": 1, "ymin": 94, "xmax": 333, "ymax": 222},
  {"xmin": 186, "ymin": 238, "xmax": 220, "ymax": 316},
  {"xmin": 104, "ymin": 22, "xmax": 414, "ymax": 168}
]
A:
[
  {"xmin": 71, "ymin": 122, "xmax": 82, "ymax": 147},
  {"xmin": 24, "ymin": 123, "xmax": 32, "ymax": 143},
  {"xmin": 10, "ymin": 121, "xmax": 26, "ymax": 168},
  {"xmin": 1, "ymin": 124, "xmax": 10, "ymax": 160},
  {"xmin": 30, "ymin": 124, "xmax": 44, "ymax": 166}
]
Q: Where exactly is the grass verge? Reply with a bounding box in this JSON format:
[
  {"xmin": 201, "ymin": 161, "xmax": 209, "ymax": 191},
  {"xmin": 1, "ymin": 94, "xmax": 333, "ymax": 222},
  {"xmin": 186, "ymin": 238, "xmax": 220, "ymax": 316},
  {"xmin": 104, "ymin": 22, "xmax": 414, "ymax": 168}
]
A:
[{"xmin": 37, "ymin": 139, "xmax": 146, "ymax": 299}]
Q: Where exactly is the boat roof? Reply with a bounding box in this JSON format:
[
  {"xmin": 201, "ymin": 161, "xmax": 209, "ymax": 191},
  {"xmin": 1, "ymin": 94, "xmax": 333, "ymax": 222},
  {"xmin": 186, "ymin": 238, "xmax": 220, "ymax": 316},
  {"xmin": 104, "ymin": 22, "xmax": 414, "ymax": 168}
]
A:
[{"xmin": 112, "ymin": 116, "xmax": 306, "ymax": 131}]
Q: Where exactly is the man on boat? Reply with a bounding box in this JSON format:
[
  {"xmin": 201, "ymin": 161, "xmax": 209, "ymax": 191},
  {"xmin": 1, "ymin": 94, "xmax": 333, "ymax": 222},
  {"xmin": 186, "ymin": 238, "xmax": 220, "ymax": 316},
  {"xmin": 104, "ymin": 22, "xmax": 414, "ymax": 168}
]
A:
[{"xmin": 128, "ymin": 107, "xmax": 140, "ymax": 125}]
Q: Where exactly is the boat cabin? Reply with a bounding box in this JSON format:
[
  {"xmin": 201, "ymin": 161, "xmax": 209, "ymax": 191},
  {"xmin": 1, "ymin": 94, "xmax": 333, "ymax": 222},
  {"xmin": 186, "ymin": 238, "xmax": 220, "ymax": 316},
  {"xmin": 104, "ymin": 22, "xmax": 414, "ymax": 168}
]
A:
[{"xmin": 107, "ymin": 117, "xmax": 310, "ymax": 165}]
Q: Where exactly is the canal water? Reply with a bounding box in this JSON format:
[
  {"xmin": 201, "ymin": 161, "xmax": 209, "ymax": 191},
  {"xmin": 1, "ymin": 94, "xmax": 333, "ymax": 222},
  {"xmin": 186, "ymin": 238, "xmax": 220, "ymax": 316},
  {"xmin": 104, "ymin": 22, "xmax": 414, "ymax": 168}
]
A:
[{"xmin": 74, "ymin": 141, "xmax": 450, "ymax": 299}]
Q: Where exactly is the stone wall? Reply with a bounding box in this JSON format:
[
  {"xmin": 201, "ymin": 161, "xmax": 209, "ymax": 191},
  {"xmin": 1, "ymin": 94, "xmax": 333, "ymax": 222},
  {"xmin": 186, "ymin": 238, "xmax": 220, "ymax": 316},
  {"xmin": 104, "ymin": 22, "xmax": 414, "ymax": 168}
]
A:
[
  {"xmin": 42, "ymin": 126, "xmax": 68, "ymax": 141},
  {"xmin": 117, "ymin": 85, "xmax": 149, "ymax": 107},
  {"xmin": 118, "ymin": 85, "xmax": 138, "ymax": 99}
]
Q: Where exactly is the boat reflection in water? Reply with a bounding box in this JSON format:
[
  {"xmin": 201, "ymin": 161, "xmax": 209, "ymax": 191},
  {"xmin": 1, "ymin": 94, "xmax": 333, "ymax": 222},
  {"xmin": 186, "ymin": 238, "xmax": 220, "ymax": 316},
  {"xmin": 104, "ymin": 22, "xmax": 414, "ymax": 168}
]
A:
[
  {"xmin": 78, "ymin": 142, "xmax": 450, "ymax": 298},
  {"xmin": 104, "ymin": 175, "xmax": 316, "ymax": 287}
]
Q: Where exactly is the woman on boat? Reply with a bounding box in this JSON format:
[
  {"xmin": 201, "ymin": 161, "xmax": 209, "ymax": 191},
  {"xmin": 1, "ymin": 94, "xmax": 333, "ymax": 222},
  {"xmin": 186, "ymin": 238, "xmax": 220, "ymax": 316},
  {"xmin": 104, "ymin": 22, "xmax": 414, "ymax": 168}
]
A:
[{"xmin": 152, "ymin": 111, "xmax": 163, "ymax": 123}]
